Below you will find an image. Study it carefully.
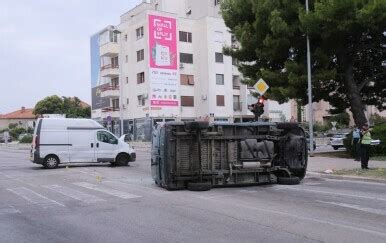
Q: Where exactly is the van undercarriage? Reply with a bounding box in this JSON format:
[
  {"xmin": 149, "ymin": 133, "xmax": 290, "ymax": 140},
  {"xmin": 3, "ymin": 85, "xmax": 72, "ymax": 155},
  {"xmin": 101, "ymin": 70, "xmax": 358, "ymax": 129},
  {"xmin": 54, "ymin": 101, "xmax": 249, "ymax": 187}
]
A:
[{"xmin": 152, "ymin": 122, "xmax": 308, "ymax": 190}]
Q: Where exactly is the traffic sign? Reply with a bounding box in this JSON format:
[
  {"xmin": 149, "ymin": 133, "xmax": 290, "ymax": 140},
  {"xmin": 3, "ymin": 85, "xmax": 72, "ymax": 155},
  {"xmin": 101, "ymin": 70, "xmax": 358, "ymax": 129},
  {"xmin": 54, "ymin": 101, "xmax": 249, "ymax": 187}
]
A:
[{"xmin": 254, "ymin": 78, "xmax": 269, "ymax": 95}]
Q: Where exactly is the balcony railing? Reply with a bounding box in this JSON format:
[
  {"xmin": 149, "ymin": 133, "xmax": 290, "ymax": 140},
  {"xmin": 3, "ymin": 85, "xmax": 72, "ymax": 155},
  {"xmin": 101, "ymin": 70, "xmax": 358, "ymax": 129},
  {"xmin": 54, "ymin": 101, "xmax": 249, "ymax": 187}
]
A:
[
  {"xmin": 100, "ymin": 64, "xmax": 119, "ymax": 71},
  {"xmin": 101, "ymin": 107, "xmax": 120, "ymax": 112},
  {"xmin": 100, "ymin": 85, "xmax": 119, "ymax": 92},
  {"xmin": 233, "ymin": 85, "xmax": 240, "ymax": 90},
  {"xmin": 233, "ymin": 102, "xmax": 242, "ymax": 111}
]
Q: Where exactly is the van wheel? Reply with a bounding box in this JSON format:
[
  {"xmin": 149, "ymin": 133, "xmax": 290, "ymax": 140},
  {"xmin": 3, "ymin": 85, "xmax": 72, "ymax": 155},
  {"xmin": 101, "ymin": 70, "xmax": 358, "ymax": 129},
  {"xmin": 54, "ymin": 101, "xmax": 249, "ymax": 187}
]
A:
[
  {"xmin": 43, "ymin": 155, "xmax": 59, "ymax": 169},
  {"xmin": 116, "ymin": 154, "xmax": 129, "ymax": 166},
  {"xmin": 187, "ymin": 182, "xmax": 212, "ymax": 191},
  {"xmin": 277, "ymin": 176, "xmax": 300, "ymax": 185}
]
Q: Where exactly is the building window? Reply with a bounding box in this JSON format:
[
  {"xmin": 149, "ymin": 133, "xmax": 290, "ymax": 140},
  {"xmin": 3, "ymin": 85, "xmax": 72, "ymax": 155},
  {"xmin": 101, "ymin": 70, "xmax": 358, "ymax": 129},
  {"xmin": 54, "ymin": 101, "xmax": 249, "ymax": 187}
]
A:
[
  {"xmin": 180, "ymin": 74, "xmax": 194, "ymax": 85},
  {"xmin": 111, "ymin": 77, "xmax": 119, "ymax": 88},
  {"xmin": 126, "ymin": 77, "xmax": 128, "ymax": 84},
  {"xmin": 216, "ymin": 74, "xmax": 224, "ymax": 85},
  {"xmin": 233, "ymin": 75, "xmax": 240, "ymax": 89},
  {"xmin": 111, "ymin": 56, "xmax": 119, "ymax": 68},
  {"xmin": 214, "ymin": 31, "xmax": 224, "ymax": 43},
  {"xmin": 180, "ymin": 53, "xmax": 193, "ymax": 64},
  {"xmin": 137, "ymin": 72, "xmax": 145, "ymax": 84},
  {"xmin": 110, "ymin": 31, "xmax": 118, "ymax": 43},
  {"xmin": 179, "ymin": 31, "xmax": 192, "ymax": 43},
  {"xmin": 136, "ymin": 26, "xmax": 144, "ymax": 39},
  {"xmin": 136, "ymin": 49, "xmax": 144, "ymax": 62},
  {"xmin": 127, "ymin": 98, "xmax": 129, "ymax": 104},
  {"xmin": 233, "ymin": 95, "xmax": 241, "ymax": 111},
  {"xmin": 216, "ymin": 95, "xmax": 225, "ymax": 106},
  {"xmin": 181, "ymin": 96, "xmax": 194, "ymax": 107},
  {"xmin": 214, "ymin": 0, "xmax": 221, "ymax": 6},
  {"xmin": 232, "ymin": 58, "xmax": 239, "ymax": 65},
  {"xmin": 112, "ymin": 98, "xmax": 119, "ymax": 110},
  {"xmin": 125, "ymin": 55, "xmax": 128, "ymax": 63},
  {"xmin": 215, "ymin": 52, "xmax": 223, "ymax": 63},
  {"xmin": 124, "ymin": 34, "xmax": 128, "ymax": 41},
  {"xmin": 137, "ymin": 95, "xmax": 145, "ymax": 106}
]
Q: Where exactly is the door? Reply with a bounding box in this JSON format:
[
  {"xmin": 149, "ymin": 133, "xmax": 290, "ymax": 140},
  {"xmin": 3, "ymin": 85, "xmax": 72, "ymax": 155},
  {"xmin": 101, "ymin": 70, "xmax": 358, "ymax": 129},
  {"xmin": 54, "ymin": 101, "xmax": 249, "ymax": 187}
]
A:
[
  {"xmin": 96, "ymin": 130, "xmax": 118, "ymax": 162},
  {"xmin": 68, "ymin": 130, "xmax": 96, "ymax": 163}
]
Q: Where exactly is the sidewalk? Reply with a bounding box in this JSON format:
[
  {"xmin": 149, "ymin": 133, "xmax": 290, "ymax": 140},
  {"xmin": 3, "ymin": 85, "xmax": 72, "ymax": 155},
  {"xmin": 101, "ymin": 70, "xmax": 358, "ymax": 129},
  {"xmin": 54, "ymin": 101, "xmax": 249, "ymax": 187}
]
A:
[{"xmin": 308, "ymin": 156, "xmax": 386, "ymax": 172}]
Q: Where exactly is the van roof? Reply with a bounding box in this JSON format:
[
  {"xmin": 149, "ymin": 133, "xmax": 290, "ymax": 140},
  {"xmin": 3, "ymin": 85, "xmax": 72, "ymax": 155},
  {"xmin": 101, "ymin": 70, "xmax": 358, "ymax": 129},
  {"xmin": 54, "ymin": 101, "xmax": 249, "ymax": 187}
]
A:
[{"xmin": 39, "ymin": 118, "xmax": 104, "ymax": 130}]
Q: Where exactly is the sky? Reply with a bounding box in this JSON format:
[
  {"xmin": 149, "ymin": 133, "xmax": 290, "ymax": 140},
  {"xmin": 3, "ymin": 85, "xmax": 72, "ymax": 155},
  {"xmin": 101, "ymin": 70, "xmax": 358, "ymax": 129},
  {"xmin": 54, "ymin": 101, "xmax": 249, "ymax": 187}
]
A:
[{"xmin": 0, "ymin": 0, "xmax": 141, "ymax": 114}]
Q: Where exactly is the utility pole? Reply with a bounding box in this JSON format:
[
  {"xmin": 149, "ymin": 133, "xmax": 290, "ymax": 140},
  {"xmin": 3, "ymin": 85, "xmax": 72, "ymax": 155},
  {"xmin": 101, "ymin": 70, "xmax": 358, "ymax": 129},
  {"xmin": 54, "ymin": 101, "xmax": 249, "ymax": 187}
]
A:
[{"xmin": 306, "ymin": 0, "xmax": 314, "ymax": 156}]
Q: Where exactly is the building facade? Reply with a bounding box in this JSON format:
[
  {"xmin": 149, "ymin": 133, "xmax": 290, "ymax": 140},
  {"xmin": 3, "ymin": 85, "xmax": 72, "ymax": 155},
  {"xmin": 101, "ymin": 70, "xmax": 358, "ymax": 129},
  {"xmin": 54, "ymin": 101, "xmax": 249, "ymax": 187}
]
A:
[{"xmin": 90, "ymin": 0, "xmax": 297, "ymax": 140}]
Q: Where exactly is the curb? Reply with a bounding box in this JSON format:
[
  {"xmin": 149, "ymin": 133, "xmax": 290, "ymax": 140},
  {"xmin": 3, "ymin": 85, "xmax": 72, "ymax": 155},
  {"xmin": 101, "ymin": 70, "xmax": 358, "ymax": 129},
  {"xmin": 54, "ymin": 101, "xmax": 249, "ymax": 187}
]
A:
[{"xmin": 307, "ymin": 171, "xmax": 386, "ymax": 184}]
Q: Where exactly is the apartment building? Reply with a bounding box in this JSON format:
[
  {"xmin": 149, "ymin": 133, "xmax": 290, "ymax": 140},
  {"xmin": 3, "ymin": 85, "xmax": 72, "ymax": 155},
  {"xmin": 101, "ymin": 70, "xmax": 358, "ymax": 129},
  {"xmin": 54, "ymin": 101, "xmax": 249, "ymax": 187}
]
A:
[{"xmin": 90, "ymin": 0, "xmax": 292, "ymax": 140}]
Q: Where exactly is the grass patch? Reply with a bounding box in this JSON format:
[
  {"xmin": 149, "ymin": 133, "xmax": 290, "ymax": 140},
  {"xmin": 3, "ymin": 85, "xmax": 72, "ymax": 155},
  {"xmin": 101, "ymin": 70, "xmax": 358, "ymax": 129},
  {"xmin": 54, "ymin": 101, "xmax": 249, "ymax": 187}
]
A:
[
  {"xmin": 371, "ymin": 156, "xmax": 386, "ymax": 161},
  {"xmin": 333, "ymin": 168, "xmax": 386, "ymax": 179},
  {"xmin": 315, "ymin": 151, "xmax": 351, "ymax": 159}
]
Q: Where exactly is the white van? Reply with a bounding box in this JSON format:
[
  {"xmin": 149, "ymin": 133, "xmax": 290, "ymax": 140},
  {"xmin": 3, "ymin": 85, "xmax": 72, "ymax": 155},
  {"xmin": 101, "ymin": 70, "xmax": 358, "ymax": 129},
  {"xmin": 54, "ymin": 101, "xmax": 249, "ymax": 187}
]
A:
[{"xmin": 31, "ymin": 118, "xmax": 136, "ymax": 169}]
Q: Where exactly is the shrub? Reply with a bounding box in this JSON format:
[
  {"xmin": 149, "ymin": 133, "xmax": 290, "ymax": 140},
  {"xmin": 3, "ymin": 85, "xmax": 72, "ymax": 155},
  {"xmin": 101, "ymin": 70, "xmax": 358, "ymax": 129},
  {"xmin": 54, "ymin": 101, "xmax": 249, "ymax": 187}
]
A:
[
  {"xmin": 19, "ymin": 134, "xmax": 33, "ymax": 144},
  {"xmin": 9, "ymin": 127, "xmax": 26, "ymax": 140}
]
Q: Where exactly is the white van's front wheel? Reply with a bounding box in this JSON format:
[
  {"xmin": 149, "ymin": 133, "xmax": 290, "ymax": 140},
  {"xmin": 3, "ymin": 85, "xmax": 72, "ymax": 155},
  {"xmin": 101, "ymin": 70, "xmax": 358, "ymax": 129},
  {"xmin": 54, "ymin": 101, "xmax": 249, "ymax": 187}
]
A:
[
  {"xmin": 43, "ymin": 155, "xmax": 59, "ymax": 169},
  {"xmin": 115, "ymin": 153, "xmax": 129, "ymax": 166}
]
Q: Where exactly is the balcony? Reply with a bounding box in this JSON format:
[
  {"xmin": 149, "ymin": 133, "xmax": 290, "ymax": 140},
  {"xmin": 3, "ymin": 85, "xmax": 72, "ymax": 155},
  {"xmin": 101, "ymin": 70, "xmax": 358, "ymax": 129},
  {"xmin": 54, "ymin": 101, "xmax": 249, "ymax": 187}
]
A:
[
  {"xmin": 233, "ymin": 102, "xmax": 242, "ymax": 111},
  {"xmin": 100, "ymin": 64, "xmax": 119, "ymax": 77},
  {"xmin": 100, "ymin": 42, "xmax": 119, "ymax": 57},
  {"xmin": 100, "ymin": 85, "xmax": 120, "ymax": 98}
]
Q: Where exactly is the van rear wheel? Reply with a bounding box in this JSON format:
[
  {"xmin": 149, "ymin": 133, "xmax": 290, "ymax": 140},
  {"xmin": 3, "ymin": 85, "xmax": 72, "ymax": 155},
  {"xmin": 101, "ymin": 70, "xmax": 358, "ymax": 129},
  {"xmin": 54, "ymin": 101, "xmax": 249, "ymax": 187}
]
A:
[
  {"xmin": 43, "ymin": 155, "xmax": 59, "ymax": 169},
  {"xmin": 116, "ymin": 154, "xmax": 129, "ymax": 166}
]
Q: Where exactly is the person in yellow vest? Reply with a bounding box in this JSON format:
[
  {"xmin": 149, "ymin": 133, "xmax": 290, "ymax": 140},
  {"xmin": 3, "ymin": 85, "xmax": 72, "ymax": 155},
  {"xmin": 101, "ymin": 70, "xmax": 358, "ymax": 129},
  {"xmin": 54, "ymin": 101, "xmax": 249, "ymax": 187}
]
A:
[{"xmin": 360, "ymin": 124, "xmax": 372, "ymax": 169}]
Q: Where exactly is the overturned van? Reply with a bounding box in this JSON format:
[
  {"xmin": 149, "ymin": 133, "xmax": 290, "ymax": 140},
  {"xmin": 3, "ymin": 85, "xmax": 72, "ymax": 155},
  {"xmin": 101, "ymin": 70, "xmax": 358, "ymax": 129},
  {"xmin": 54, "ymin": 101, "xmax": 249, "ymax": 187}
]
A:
[{"xmin": 151, "ymin": 121, "xmax": 307, "ymax": 191}]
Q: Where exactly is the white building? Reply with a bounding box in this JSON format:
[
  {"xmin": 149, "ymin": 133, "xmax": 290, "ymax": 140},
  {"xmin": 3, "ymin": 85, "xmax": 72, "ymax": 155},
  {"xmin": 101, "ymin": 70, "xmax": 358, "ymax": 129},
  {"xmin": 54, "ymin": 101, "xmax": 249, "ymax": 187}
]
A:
[{"xmin": 90, "ymin": 0, "xmax": 290, "ymax": 140}]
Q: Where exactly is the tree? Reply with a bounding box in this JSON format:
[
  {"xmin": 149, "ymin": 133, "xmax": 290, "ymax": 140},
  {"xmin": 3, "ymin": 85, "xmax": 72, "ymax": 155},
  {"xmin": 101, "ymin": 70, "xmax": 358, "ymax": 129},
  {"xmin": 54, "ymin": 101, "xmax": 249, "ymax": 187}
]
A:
[
  {"xmin": 221, "ymin": 0, "xmax": 386, "ymax": 127},
  {"xmin": 33, "ymin": 95, "xmax": 91, "ymax": 118}
]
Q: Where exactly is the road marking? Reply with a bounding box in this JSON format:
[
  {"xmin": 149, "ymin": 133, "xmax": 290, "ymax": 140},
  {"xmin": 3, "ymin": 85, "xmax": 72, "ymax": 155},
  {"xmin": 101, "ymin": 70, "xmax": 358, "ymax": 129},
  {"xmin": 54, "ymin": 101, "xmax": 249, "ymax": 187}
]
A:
[
  {"xmin": 0, "ymin": 206, "xmax": 20, "ymax": 215},
  {"xmin": 44, "ymin": 185, "xmax": 105, "ymax": 204},
  {"xmin": 199, "ymin": 196, "xmax": 386, "ymax": 238},
  {"xmin": 316, "ymin": 200, "xmax": 386, "ymax": 216},
  {"xmin": 275, "ymin": 186, "xmax": 386, "ymax": 202},
  {"xmin": 7, "ymin": 187, "xmax": 65, "ymax": 207},
  {"xmin": 73, "ymin": 182, "xmax": 142, "ymax": 199}
]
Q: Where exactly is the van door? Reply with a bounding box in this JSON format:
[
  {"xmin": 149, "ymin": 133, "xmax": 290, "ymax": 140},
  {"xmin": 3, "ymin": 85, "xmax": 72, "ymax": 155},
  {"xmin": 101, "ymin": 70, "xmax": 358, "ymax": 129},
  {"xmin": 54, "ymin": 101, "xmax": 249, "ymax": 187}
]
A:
[
  {"xmin": 96, "ymin": 130, "xmax": 118, "ymax": 162},
  {"xmin": 68, "ymin": 130, "xmax": 96, "ymax": 163}
]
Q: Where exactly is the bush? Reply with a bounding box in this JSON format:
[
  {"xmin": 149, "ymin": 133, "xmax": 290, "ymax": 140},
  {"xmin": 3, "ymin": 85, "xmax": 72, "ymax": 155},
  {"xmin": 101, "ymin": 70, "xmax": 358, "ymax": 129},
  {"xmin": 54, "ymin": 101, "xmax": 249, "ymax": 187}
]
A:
[
  {"xmin": 344, "ymin": 123, "xmax": 386, "ymax": 157},
  {"xmin": 9, "ymin": 127, "xmax": 26, "ymax": 140},
  {"xmin": 19, "ymin": 134, "xmax": 33, "ymax": 144}
]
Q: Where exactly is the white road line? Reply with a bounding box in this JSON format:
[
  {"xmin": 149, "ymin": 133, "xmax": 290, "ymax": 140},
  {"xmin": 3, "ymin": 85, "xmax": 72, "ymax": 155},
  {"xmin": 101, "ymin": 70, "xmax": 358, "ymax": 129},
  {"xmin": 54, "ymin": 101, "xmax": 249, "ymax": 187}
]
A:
[
  {"xmin": 44, "ymin": 185, "xmax": 105, "ymax": 204},
  {"xmin": 0, "ymin": 206, "xmax": 20, "ymax": 215},
  {"xmin": 7, "ymin": 187, "xmax": 65, "ymax": 207},
  {"xmin": 316, "ymin": 200, "xmax": 386, "ymax": 216},
  {"xmin": 73, "ymin": 182, "xmax": 142, "ymax": 199},
  {"xmin": 275, "ymin": 186, "xmax": 386, "ymax": 202}
]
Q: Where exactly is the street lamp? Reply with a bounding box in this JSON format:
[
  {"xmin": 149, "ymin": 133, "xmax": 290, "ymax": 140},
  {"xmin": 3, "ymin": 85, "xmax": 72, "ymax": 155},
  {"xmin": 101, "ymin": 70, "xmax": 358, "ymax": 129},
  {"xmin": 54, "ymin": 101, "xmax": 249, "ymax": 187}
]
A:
[{"xmin": 306, "ymin": 0, "xmax": 314, "ymax": 156}]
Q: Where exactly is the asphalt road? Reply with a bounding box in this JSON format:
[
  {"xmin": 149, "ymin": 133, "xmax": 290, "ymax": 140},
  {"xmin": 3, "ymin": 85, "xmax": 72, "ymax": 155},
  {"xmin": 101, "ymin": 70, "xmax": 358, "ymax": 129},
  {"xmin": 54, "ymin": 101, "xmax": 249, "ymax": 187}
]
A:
[{"xmin": 0, "ymin": 149, "xmax": 386, "ymax": 243}]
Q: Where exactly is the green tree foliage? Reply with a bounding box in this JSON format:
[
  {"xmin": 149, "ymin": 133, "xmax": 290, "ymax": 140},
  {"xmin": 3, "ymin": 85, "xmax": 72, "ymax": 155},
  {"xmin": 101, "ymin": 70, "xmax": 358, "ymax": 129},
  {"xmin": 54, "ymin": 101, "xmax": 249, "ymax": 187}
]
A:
[
  {"xmin": 221, "ymin": 0, "xmax": 386, "ymax": 127},
  {"xmin": 33, "ymin": 95, "xmax": 90, "ymax": 118},
  {"xmin": 19, "ymin": 134, "xmax": 33, "ymax": 144}
]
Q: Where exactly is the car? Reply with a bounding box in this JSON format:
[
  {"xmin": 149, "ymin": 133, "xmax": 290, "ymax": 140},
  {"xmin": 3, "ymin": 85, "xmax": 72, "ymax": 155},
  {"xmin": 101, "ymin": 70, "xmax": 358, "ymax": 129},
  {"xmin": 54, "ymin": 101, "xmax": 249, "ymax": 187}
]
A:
[
  {"xmin": 330, "ymin": 133, "xmax": 349, "ymax": 150},
  {"xmin": 0, "ymin": 133, "xmax": 12, "ymax": 143},
  {"xmin": 31, "ymin": 118, "xmax": 136, "ymax": 169}
]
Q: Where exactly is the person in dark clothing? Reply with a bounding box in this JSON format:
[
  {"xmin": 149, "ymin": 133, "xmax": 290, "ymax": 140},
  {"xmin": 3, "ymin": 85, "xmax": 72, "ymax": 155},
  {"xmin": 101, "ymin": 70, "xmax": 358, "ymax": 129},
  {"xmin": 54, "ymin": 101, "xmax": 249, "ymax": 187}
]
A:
[
  {"xmin": 352, "ymin": 126, "xmax": 361, "ymax": 161},
  {"xmin": 360, "ymin": 124, "xmax": 372, "ymax": 169}
]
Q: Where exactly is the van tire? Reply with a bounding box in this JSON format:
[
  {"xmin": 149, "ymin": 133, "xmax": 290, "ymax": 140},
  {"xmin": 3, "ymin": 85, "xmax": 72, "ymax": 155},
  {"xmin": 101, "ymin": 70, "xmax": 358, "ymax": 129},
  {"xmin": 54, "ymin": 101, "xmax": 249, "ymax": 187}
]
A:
[
  {"xmin": 43, "ymin": 155, "xmax": 59, "ymax": 169},
  {"xmin": 277, "ymin": 176, "xmax": 300, "ymax": 185},
  {"xmin": 116, "ymin": 153, "xmax": 129, "ymax": 166},
  {"xmin": 187, "ymin": 182, "xmax": 212, "ymax": 191}
]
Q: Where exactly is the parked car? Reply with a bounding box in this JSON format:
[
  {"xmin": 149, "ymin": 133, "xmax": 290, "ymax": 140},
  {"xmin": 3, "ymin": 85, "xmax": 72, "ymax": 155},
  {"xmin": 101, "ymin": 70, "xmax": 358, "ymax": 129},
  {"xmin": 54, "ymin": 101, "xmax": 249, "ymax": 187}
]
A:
[
  {"xmin": 31, "ymin": 118, "xmax": 136, "ymax": 169},
  {"xmin": 0, "ymin": 133, "xmax": 12, "ymax": 143},
  {"xmin": 330, "ymin": 133, "xmax": 349, "ymax": 150}
]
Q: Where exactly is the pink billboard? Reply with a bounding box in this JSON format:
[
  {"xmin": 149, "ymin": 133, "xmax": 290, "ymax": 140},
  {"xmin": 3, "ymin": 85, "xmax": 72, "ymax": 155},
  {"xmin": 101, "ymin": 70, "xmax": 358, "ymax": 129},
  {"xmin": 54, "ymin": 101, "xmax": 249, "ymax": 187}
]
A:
[
  {"xmin": 149, "ymin": 14, "xmax": 179, "ymax": 108},
  {"xmin": 148, "ymin": 15, "xmax": 177, "ymax": 70}
]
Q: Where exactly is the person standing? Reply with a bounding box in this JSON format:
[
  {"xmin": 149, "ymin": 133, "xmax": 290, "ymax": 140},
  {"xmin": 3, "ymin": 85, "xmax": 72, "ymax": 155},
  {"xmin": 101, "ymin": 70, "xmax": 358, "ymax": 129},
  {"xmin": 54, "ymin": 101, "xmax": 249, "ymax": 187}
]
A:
[
  {"xmin": 352, "ymin": 126, "xmax": 361, "ymax": 161},
  {"xmin": 360, "ymin": 124, "xmax": 372, "ymax": 169}
]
